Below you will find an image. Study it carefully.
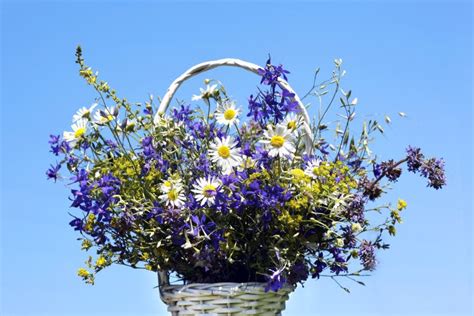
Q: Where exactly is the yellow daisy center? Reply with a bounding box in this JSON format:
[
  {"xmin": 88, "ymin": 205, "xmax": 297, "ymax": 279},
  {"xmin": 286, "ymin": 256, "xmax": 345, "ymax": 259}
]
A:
[
  {"xmin": 203, "ymin": 184, "xmax": 216, "ymax": 197},
  {"xmin": 167, "ymin": 189, "xmax": 178, "ymax": 201},
  {"xmin": 270, "ymin": 135, "xmax": 285, "ymax": 148},
  {"xmin": 74, "ymin": 127, "xmax": 86, "ymax": 138},
  {"xmin": 287, "ymin": 120, "xmax": 296, "ymax": 129},
  {"xmin": 164, "ymin": 181, "xmax": 172, "ymax": 188},
  {"xmin": 312, "ymin": 167, "xmax": 319, "ymax": 175},
  {"xmin": 223, "ymin": 108, "xmax": 237, "ymax": 120},
  {"xmin": 217, "ymin": 145, "xmax": 231, "ymax": 158}
]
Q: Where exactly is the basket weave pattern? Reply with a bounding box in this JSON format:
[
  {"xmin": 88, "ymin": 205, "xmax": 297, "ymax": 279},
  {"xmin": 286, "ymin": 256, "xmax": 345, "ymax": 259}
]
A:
[{"xmin": 161, "ymin": 283, "xmax": 293, "ymax": 316}]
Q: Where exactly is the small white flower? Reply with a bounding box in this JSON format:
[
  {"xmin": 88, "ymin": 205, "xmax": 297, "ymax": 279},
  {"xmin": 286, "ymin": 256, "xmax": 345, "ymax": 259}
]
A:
[
  {"xmin": 192, "ymin": 84, "xmax": 218, "ymax": 101},
  {"xmin": 93, "ymin": 107, "xmax": 116, "ymax": 125},
  {"xmin": 72, "ymin": 103, "xmax": 97, "ymax": 122},
  {"xmin": 159, "ymin": 186, "xmax": 186, "ymax": 208},
  {"xmin": 282, "ymin": 113, "xmax": 301, "ymax": 132},
  {"xmin": 209, "ymin": 136, "xmax": 242, "ymax": 174},
  {"xmin": 304, "ymin": 159, "xmax": 323, "ymax": 178},
  {"xmin": 63, "ymin": 119, "xmax": 88, "ymax": 146},
  {"xmin": 160, "ymin": 178, "xmax": 183, "ymax": 193},
  {"xmin": 259, "ymin": 124, "xmax": 296, "ymax": 159},
  {"xmin": 191, "ymin": 176, "xmax": 221, "ymax": 206},
  {"xmin": 215, "ymin": 101, "xmax": 240, "ymax": 126}
]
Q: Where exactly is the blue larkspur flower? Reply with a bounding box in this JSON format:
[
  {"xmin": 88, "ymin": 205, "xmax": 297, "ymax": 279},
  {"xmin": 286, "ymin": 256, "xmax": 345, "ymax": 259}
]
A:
[
  {"xmin": 264, "ymin": 267, "xmax": 287, "ymax": 292},
  {"xmin": 46, "ymin": 163, "xmax": 61, "ymax": 182}
]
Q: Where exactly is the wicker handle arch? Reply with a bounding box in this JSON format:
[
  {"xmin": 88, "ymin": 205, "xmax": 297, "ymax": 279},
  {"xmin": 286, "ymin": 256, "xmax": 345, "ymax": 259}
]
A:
[{"xmin": 153, "ymin": 58, "xmax": 314, "ymax": 154}]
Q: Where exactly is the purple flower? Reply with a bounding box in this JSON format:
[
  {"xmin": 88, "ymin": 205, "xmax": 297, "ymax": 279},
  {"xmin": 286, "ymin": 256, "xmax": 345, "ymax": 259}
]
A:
[
  {"xmin": 312, "ymin": 253, "xmax": 327, "ymax": 279},
  {"xmin": 265, "ymin": 267, "xmax": 287, "ymax": 292},
  {"xmin": 373, "ymin": 163, "xmax": 382, "ymax": 178},
  {"xmin": 329, "ymin": 248, "xmax": 348, "ymax": 275},
  {"xmin": 288, "ymin": 262, "xmax": 309, "ymax": 284},
  {"xmin": 258, "ymin": 57, "xmax": 289, "ymax": 87},
  {"xmin": 344, "ymin": 194, "xmax": 366, "ymax": 223},
  {"xmin": 420, "ymin": 158, "xmax": 446, "ymax": 189},
  {"xmin": 406, "ymin": 146, "xmax": 424, "ymax": 172},
  {"xmin": 359, "ymin": 240, "xmax": 377, "ymax": 271},
  {"xmin": 172, "ymin": 104, "xmax": 194, "ymax": 128},
  {"xmin": 46, "ymin": 163, "xmax": 61, "ymax": 182},
  {"xmin": 69, "ymin": 218, "xmax": 83, "ymax": 231},
  {"xmin": 379, "ymin": 160, "xmax": 402, "ymax": 182}
]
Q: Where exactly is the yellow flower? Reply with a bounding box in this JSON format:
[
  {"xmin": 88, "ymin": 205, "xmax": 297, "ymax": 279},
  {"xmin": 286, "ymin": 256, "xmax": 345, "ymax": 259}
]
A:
[
  {"xmin": 77, "ymin": 268, "xmax": 90, "ymax": 278},
  {"xmin": 397, "ymin": 199, "xmax": 408, "ymax": 210},
  {"xmin": 81, "ymin": 239, "xmax": 92, "ymax": 251},
  {"xmin": 290, "ymin": 168, "xmax": 306, "ymax": 179},
  {"xmin": 95, "ymin": 256, "xmax": 107, "ymax": 268}
]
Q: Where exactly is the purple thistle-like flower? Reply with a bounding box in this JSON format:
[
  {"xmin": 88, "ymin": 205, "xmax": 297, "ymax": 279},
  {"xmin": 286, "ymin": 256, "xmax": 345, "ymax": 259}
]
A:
[
  {"xmin": 420, "ymin": 158, "xmax": 446, "ymax": 189},
  {"xmin": 344, "ymin": 194, "xmax": 366, "ymax": 223},
  {"xmin": 288, "ymin": 262, "xmax": 309, "ymax": 284},
  {"xmin": 46, "ymin": 163, "xmax": 61, "ymax": 182},
  {"xmin": 359, "ymin": 176, "xmax": 383, "ymax": 201},
  {"xmin": 406, "ymin": 146, "xmax": 424, "ymax": 172},
  {"xmin": 341, "ymin": 225, "xmax": 357, "ymax": 248},
  {"xmin": 359, "ymin": 240, "xmax": 377, "ymax": 271},
  {"xmin": 378, "ymin": 160, "xmax": 402, "ymax": 182}
]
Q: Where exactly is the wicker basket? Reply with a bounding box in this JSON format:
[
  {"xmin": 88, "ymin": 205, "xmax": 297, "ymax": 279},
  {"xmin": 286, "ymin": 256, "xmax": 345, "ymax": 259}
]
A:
[
  {"xmin": 160, "ymin": 282, "xmax": 294, "ymax": 316},
  {"xmin": 155, "ymin": 58, "xmax": 311, "ymax": 315}
]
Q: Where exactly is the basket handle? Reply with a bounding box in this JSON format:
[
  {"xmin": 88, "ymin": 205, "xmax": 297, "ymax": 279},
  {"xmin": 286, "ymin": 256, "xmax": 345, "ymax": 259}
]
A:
[{"xmin": 153, "ymin": 58, "xmax": 314, "ymax": 154}]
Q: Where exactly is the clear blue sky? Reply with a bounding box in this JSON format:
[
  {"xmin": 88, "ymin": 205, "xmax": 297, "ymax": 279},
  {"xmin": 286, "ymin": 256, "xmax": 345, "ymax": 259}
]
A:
[{"xmin": 1, "ymin": 1, "xmax": 472, "ymax": 315}]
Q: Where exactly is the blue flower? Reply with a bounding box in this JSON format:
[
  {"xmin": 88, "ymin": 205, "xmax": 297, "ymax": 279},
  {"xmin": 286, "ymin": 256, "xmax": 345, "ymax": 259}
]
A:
[
  {"xmin": 264, "ymin": 267, "xmax": 287, "ymax": 292},
  {"xmin": 258, "ymin": 57, "xmax": 289, "ymax": 87},
  {"xmin": 312, "ymin": 253, "xmax": 327, "ymax": 278},
  {"xmin": 69, "ymin": 218, "xmax": 83, "ymax": 231},
  {"xmin": 46, "ymin": 163, "xmax": 61, "ymax": 182}
]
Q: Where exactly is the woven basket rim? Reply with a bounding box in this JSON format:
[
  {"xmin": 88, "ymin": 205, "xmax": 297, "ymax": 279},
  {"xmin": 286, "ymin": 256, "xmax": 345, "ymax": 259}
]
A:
[{"xmin": 161, "ymin": 282, "xmax": 295, "ymax": 295}]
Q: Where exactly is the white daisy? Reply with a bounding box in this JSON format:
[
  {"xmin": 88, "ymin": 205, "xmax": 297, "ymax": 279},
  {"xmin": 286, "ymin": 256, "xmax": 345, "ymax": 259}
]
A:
[
  {"xmin": 259, "ymin": 124, "xmax": 296, "ymax": 158},
  {"xmin": 209, "ymin": 136, "xmax": 242, "ymax": 174},
  {"xmin": 304, "ymin": 159, "xmax": 325, "ymax": 178},
  {"xmin": 282, "ymin": 113, "xmax": 301, "ymax": 132},
  {"xmin": 192, "ymin": 84, "xmax": 218, "ymax": 101},
  {"xmin": 191, "ymin": 176, "xmax": 221, "ymax": 206},
  {"xmin": 72, "ymin": 103, "xmax": 97, "ymax": 122},
  {"xmin": 160, "ymin": 177, "xmax": 184, "ymax": 193},
  {"xmin": 93, "ymin": 107, "xmax": 116, "ymax": 125},
  {"xmin": 63, "ymin": 119, "xmax": 88, "ymax": 146},
  {"xmin": 159, "ymin": 186, "xmax": 186, "ymax": 208},
  {"xmin": 215, "ymin": 101, "xmax": 240, "ymax": 126}
]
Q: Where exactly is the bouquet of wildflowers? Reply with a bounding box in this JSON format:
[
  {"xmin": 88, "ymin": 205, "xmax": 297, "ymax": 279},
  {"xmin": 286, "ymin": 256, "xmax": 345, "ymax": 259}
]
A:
[{"xmin": 47, "ymin": 47, "xmax": 445, "ymax": 292}]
